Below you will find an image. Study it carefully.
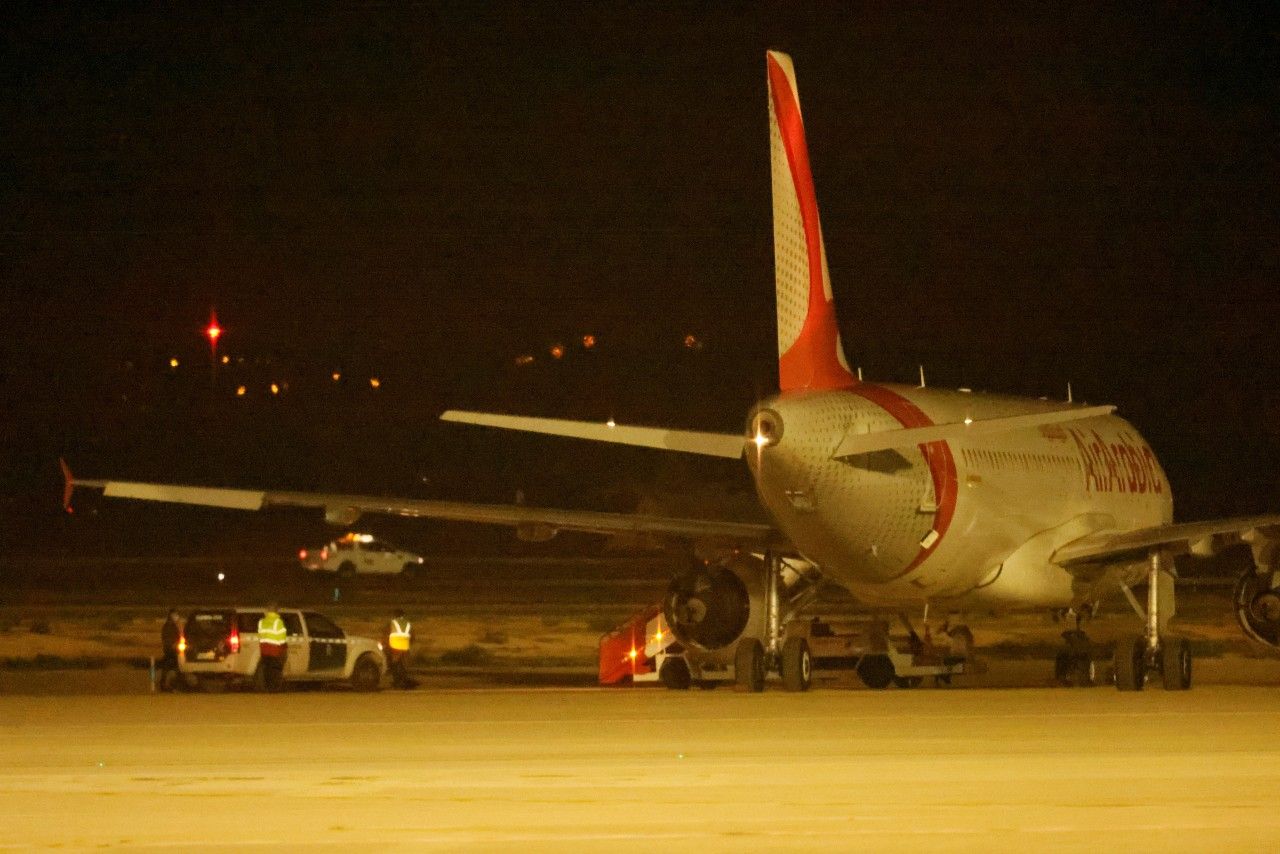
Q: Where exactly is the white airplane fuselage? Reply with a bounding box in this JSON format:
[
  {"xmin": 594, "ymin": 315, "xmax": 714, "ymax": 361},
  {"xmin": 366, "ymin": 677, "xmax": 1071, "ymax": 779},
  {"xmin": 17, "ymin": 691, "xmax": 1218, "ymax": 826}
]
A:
[{"xmin": 747, "ymin": 384, "xmax": 1172, "ymax": 610}]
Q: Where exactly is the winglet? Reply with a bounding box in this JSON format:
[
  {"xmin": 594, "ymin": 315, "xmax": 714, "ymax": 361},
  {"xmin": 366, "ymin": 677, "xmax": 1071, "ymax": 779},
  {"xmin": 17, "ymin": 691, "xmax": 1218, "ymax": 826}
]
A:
[
  {"xmin": 767, "ymin": 50, "xmax": 858, "ymax": 393},
  {"xmin": 59, "ymin": 457, "xmax": 75, "ymax": 513}
]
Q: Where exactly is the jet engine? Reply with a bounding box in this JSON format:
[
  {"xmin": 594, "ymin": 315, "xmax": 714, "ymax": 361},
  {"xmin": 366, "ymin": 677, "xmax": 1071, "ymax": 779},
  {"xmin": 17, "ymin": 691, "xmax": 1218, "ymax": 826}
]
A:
[
  {"xmin": 662, "ymin": 554, "xmax": 763, "ymax": 652},
  {"xmin": 1234, "ymin": 568, "xmax": 1280, "ymax": 650}
]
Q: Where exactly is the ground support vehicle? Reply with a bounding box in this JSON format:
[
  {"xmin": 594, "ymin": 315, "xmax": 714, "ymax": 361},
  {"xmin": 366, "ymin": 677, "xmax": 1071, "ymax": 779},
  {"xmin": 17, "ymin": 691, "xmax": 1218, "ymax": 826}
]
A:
[
  {"xmin": 793, "ymin": 617, "xmax": 972, "ymax": 688},
  {"xmin": 601, "ymin": 605, "xmax": 972, "ymax": 690},
  {"xmin": 298, "ymin": 533, "xmax": 425, "ymax": 578},
  {"xmin": 180, "ymin": 606, "xmax": 386, "ymax": 692},
  {"xmin": 598, "ymin": 605, "xmax": 694, "ymax": 688}
]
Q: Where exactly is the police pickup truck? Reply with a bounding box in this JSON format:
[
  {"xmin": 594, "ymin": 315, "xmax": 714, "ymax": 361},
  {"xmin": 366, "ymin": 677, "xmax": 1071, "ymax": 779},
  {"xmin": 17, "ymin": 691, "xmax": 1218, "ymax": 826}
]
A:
[{"xmin": 180, "ymin": 607, "xmax": 386, "ymax": 691}]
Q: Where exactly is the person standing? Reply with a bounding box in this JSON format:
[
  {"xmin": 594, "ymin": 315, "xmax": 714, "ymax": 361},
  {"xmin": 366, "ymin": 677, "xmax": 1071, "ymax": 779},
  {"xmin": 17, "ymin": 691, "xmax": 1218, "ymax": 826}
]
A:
[
  {"xmin": 158, "ymin": 608, "xmax": 183, "ymax": 692},
  {"xmin": 257, "ymin": 604, "xmax": 288, "ymax": 692},
  {"xmin": 385, "ymin": 609, "xmax": 416, "ymax": 689}
]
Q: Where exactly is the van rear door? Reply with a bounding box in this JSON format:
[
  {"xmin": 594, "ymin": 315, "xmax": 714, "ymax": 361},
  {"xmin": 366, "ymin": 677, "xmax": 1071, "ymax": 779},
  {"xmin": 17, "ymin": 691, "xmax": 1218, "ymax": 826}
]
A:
[{"xmin": 185, "ymin": 610, "xmax": 234, "ymax": 662}]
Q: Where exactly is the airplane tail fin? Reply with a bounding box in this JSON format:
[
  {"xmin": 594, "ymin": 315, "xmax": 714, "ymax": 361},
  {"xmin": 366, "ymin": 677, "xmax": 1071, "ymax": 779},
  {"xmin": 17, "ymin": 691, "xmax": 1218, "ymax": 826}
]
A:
[{"xmin": 767, "ymin": 50, "xmax": 858, "ymax": 393}]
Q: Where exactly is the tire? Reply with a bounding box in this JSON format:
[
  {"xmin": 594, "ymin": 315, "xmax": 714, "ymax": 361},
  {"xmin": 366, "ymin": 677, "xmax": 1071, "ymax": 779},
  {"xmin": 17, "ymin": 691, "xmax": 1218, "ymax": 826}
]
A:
[
  {"xmin": 1073, "ymin": 655, "xmax": 1096, "ymax": 687},
  {"xmin": 1114, "ymin": 638, "xmax": 1146, "ymax": 691},
  {"xmin": 1160, "ymin": 637, "xmax": 1192, "ymax": 691},
  {"xmin": 400, "ymin": 564, "xmax": 418, "ymax": 581},
  {"xmin": 1053, "ymin": 650, "xmax": 1073, "ymax": 685},
  {"xmin": 856, "ymin": 654, "xmax": 895, "ymax": 690},
  {"xmin": 780, "ymin": 637, "xmax": 812, "ymax": 692},
  {"xmin": 350, "ymin": 656, "xmax": 382, "ymax": 692},
  {"xmin": 659, "ymin": 657, "xmax": 692, "ymax": 690},
  {"xmin": 734, "ymin": 639, "xmax": 765, "ymax": 693},
  {"xmin": 337, "ymin": 562, "xmax": 356, "ymax": 580}
]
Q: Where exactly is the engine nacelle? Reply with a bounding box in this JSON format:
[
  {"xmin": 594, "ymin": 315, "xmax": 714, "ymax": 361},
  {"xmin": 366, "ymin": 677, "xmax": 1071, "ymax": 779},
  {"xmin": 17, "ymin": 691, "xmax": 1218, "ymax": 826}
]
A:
[
  {"xmin": 1234, "ymin": 568, "xmax": 1280, "ymax": 650},
  {"xmin": 663, "ymin": 554, "xmax": 764, "ymax": 652}
]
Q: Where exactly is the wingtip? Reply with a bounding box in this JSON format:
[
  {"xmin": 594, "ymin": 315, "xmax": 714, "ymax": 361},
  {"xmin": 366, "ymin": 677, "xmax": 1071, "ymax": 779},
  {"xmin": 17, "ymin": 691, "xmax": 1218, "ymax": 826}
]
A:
[{"xmin": 59, "ymin": 457, "xmax": 74, "ymax": 512}]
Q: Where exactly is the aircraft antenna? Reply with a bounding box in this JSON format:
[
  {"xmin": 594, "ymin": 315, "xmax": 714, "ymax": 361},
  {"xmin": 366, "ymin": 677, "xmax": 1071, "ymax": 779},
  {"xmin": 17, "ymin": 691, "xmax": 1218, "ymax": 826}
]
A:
[
  {"xmin": 1067, "ymin": 382, "xmax": 1074, "ymax": 403},
  {"xmin": 856, "ymin": 366, "xmax": 863, "ymax": 382},
  {"xmin": 918, "ymin": 365, "xmax": 926, "ymax": 388}
]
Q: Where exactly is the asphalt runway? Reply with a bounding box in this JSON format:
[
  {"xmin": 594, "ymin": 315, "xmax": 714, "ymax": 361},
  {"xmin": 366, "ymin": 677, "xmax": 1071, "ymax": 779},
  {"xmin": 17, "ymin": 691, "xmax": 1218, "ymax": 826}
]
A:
[{"xmin": 2, "ymin": 687, "xmax": 1279, "ymax": 851}]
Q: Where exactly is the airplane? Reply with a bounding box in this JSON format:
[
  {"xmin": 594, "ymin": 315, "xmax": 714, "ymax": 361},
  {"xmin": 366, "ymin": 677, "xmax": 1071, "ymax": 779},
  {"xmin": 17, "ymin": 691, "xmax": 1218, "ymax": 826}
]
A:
[{"xmin": 65, "ymin": 50, "xmax": 1280, "ymax": 692}]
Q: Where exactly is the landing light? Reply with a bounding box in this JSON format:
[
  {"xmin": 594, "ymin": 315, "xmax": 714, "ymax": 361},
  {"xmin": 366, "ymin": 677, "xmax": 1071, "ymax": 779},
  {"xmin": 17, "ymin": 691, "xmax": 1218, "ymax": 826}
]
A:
[
  {"xmin": 753, "ymin": 432, "xmax": 769, "ymax": 448},
  {"xmin": 628, "ymin": 648, "xmax": 638, "ymax": 660},
  {"xmin": 963, "ymin": 417, "xmax": 973, "ymax": 425},
  {"xmin": 606, "ymin": 418, "xmax": 616, "ymax": 428}
]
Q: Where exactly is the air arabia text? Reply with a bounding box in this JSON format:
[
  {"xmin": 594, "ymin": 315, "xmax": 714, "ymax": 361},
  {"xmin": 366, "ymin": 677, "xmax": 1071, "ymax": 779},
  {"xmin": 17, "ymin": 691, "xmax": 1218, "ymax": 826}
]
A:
[{"xmin": 1068, "ymin": 428, "xmax": 1163, "ymax": 495}]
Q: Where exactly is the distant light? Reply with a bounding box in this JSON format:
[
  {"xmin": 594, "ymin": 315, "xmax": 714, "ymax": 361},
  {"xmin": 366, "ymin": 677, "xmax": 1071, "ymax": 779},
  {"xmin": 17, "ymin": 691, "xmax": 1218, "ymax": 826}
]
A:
[
  {"xmin": 581, "ymin": 334, "xmax": 596, "ymax": 349},
  {"xmin": 628, "ymin": 647, "xmax": 637, "ymax": 660},
  {"xmin": 216, "ymin": 572, "xmax": 225, "ymax": 582},
  {"xmin": 206, "ymin": 316, "xmax": 222, "ymax": 344},
  {"xmin": 514, "ymin": 355, "xmax": 535, "ymax": 367},
  {"xmin": 169, "ymin": 357, "xmax": 179, "ymax": 369},
  {"xmin": 220, "ymin": 355, "xmax": 230, "ymax": 365},
  {"xmin": 683, "ymin": 334, "xmax": 702, "ymax": 350},
  {"xmin": 369, "ymin": 377, "xmax": 381, "ymax": 389},
  {"xmin": 299, "ymin": 549, "xmax": 307, "ymax": 560},
  {"xmin": 606, "ymin": 418, "xmax": 616, "ymax": 428},
  {"xmin": 963, "ymin": 417, "xmax": 973, "ymax": 425},
  {"xmin": 331, "ymin": 371, "xmax": 341, "ymax": 382},
  {"xmin": 549, "ymin": 344, "xmax": 565, "ymax": 359},
  {"xmin": 270, "ymin": 383, "xmax": 279, "ymax": 395},
  {"xmin": 753, "ymin": 432, "xmax": 768, "ymax": 448},
  {"xmin": 235, "ymin": 385, "xmax": 246, "ymax": 397}
]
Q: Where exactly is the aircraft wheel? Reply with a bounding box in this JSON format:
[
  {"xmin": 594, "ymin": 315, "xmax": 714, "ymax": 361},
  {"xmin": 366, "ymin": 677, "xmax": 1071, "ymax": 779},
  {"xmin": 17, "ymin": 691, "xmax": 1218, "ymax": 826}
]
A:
[
  {"xmin": 400, "ymin": 564, "xmax": 418, "ymax": 581},
  {"xmin": 1114, "ymin": 638, "xmax": 1146, "ymax": 691},
  {"xmin": 856, "ymin": 654, "xmax": 895, "ymax": 690},
  {"xmin": 780, "ymin": 637, "xmax": 812, "ymax": 692},
  {"xmin": 892, "ymin": 676, "xmax": 923, "ymax": 689},
  {"xmin": 337, "ymin": 563, "xmax": 357, "ymax": 581},
  {"xmin": 659, "ymin": 657, "xmax": 692, "ymax": 690},
  {"xmin": 734, "ymin": 639, "xmax": 765, "ymax": 693},
  {"xmin": 1160, "ymin": 637, "xmax": 1192, "ymax": 691}
]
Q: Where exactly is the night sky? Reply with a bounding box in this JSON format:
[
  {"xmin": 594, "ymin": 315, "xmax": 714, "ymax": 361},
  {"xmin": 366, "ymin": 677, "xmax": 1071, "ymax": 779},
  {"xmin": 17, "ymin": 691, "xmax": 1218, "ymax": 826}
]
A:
[{"xmin": 3, "ymin": 4, "xmax": 1278, "ymax": 556}]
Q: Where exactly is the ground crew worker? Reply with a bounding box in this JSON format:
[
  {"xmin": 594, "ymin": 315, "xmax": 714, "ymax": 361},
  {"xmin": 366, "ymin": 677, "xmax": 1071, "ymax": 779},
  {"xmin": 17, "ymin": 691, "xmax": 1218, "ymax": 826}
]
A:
[
  {"xmin": 385, "ymin": 608, "xmax": 417, "ymax": 689},
  {"xmin": 158, "ymin": 608, "xmax": 182, "ymax": 692},
  {"xmin": 258, "ymin": 603, "xmax": 288, "ymax": 691}
]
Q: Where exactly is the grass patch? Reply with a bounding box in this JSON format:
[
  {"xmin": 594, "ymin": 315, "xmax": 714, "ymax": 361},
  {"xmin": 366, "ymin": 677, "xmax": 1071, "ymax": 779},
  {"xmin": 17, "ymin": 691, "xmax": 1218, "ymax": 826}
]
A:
[{"xmin": 1, "ymin": 655, "xmax": 109, "ymax": 671}]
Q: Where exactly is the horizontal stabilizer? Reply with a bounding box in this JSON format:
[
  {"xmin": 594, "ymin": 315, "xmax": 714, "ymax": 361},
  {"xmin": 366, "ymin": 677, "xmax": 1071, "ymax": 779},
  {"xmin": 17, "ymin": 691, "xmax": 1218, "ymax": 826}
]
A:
[
  {"xmin": 440, "ymin": 410, "xmax": 744, "ymax": 458},
  {"xmin": 833, "ymin": 405, "xmax": 1115, "ymax": 458}
]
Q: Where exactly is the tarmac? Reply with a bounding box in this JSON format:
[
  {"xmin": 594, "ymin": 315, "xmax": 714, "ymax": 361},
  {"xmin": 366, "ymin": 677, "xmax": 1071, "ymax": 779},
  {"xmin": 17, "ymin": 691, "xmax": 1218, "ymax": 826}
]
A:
[{"xmin": 2, "ymin": 685, "xmax": 1279, "ymax": 851}]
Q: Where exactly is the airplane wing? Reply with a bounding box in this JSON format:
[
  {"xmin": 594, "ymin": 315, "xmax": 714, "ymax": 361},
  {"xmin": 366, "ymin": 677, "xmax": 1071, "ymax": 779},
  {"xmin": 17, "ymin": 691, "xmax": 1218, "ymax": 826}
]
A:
[
  {"xmin": 440, "ymin": 410, "xmax": 744, "ymax": 458},
  {"xmin": 63, "ymin": 464, "xmax": 779, "ymax": 547},
  {"xmin": 832, "ymin": 405, "xmax": 1115, "ymax": 458},
  {"xmin": 1053, "ymin": 514, "xmax": 1280, "ymax": 567}
]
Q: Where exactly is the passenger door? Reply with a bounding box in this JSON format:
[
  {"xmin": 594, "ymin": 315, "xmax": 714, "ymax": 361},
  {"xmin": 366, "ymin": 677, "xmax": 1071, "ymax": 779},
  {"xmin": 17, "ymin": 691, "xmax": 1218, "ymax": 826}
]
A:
[
  {"xmin": 303, "ymin": 612, "xmax": 348, "ymax": 674},
  {"xmin": 282, "ymin": 612, "xmax": 308, "ymax": 677},
  {"xmin": 363, "ymin": 540, "xmax": 397, "ymax": 574}
]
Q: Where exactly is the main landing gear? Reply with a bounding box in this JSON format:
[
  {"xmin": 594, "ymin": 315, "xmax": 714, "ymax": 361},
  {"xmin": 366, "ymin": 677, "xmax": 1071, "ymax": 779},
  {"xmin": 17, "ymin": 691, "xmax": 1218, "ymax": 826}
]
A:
[
  {"xmin": 1054, "ymin": 611, "xmax": 1096, "ymax": 687},
  {"xmin": 1114, "ymin": 550, "xmax": 1192, "ymax": 691},
  {"xmin": 733, "ymin": 551, "xmax": 814, "ymax": 693}
]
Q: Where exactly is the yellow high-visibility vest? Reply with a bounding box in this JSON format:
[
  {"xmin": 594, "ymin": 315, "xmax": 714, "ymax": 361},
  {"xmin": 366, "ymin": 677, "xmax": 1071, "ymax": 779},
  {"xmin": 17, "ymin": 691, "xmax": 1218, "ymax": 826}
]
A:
[
  {"xmin": 388, "ymin": 618, "xmax": 411, "ymax": 652},
  {"xmin": 259, "ymin": 612, "xmax": 287, "ymax": 647}
]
